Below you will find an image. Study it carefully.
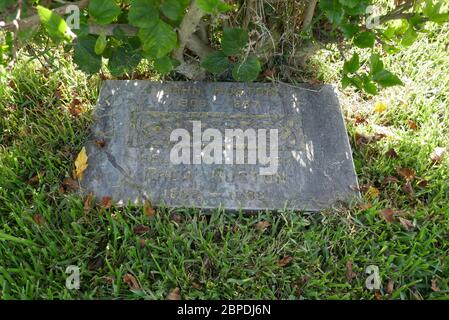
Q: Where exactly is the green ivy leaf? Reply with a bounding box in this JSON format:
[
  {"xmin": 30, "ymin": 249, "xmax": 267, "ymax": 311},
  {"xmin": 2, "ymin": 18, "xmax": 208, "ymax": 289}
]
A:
[
  {"xmin": 128, "ymin": 0, "xmax": 159, "ymax": 28},
  {"xmin": 94, "ymin": 32, "xmax": 107, "ymax": 55},
  {"xmin": 37, "ymin": 6, "xmax": 71, "ymax": 42},
  {"xmin": 401, "ymin": 27, "xmax": 418, "ymax": 47},
  {"xmin": 197, "ymin": 0, "xmax": 232, "ymax": 14},
  {"xmin": 354, "ymin": 31, "xmax": 375, "ymax": 48},
  {"xmin": 138, "ymin": 19, "xmax": 177, "ymax": 59},
  {"xmin": 222, "ymin": 28, "xmax": 248, "ymax": 56},
  {"xmin": 153, "ymin": 56, "xmax": 175, "ymax": 74},
  {"xmin": 362, "ymin": 76, "xmax": 378, "ymax": 95},
  {"xmin": 201, "ymin": 51, "xmax": 230, "ymax": 74},
  {"xmin": 232, "ymin": 56, "xmax": 261, "ymax": 82},
  {"xmin": 319, "ymin": 0, "xmax": 344, "ymax": 25},
  {"xmin": 161, "ymin": 0, "xmax": 185, "ymax": 21},
  {"xmin": 89, "ymin": 0, "xmax": 121, "ymax": 25},
  {"xmin": 343, "ymin": 53, "xmax": 360, "ymax": 74},
  {"xmin": 108, "ymin": 45, "xmax": 142, "ymax": 77},
  {"xmin": 372, "ymin": 69, "xmax": 403, "ymax": 87},
  {"xmin": 340, "ymin": 23, "xmax": 360, "ymax": 39},
  {"xmin": 369, "ymin": 54, "xmax": 384, "ymax": 75},
  {"xmin": 73, "ymin": 36, "xmax": 102, "ymax": 74}
]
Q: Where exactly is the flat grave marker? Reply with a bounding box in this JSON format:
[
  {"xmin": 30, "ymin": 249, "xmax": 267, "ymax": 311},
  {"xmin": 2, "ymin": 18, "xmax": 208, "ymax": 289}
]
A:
[{"xmin": 81, "ymin": 81, "xmax": 359, "ymax": 211}]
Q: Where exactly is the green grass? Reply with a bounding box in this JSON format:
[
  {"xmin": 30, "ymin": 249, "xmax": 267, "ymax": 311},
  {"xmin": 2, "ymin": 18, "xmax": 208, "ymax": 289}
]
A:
[{"xmin": 0, "ymin": 23, "xmax": 449, "ymax": 299}]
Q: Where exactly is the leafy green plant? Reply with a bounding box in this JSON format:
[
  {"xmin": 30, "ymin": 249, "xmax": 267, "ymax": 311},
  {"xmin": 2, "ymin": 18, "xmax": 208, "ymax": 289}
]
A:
[{"xmin": 0, "ymin": 0, "xmax": 448, "ymax": 92}]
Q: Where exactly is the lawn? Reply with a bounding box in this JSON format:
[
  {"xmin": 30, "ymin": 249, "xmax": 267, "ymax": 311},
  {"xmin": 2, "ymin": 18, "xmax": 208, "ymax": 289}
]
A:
[{"xmin": 0, "ymin": 22, "xmax": 448, "ymax": 299}]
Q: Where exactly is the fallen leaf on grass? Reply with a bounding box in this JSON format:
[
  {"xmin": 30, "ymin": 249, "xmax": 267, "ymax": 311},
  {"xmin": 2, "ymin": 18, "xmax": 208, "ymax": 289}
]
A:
[
  {"xmin": 33, "ymin": 214, "xmax": 45, "ymax": 226},
  {"xmin": 396, "ymin": 167, "xmax": 416, "ymax": 181},
  {"xmin": 278, "ymin": 255, "xmax": 293, "ymax": 267},
  {"xmin": 354, "ymin": 114, "xmax": 367, "ymax": 125},
  {"xmin": 402, "ymin": 181, "xmax": 415, "ymax": 196},
  {"xmin": 171, "ymin": 213, "xmax": 183, "ymax": 223},
  {"xmin": 374, "ymin": 290, "xmax": 383, "ymax": 300},
  {"xmin": 355, "ymin": 132, "xmax": 372, "ymax": 146},
  {"xmin": 382, "ymin": 176, "xmax": 400, "ymax": 185},
  {"xmin": 373, "ymin": 125, "xmax": 399, "ymax": 140},
  {"xmin": 386, "ymin": 279, "xmax": 394, "ymax": 294},
  {"xmin": 385, "ymin": 148, "xmax": 398, "ymax": 158},
  {"xmin": 398, "ymin": 217, "xmax": 414, "ymax": 231},
  {"xmin": 192, "ymin": 282, "xmax": 203, "ymax": 290},
  {"xmin": 83, "ymin": 193, "xmax": 94, "ymax": 215},
  {"xmin": 62, "ymin": 177, "xmax": 79, "ymax": 192},
  {"xmin": 430, "ymin": 147, "xmax": 446, "ymax": 164},
  {"xmin": 100, "ymin": 196, "xmax": 112, "ymax": 209},
  {"xmin": 408, "ymin": 120, "xmax": 418, "ymax": 131},
  {"xmin": 365, "ymin": 186, "xmax": 380, "ymax": 199},
  {"xmin": 380, "ymin": 208, "xmax": 395, "ymax": 223},
  {"xmin": 144, "ymin": 200, "xmax": 156, "ymax": 217},
  {"xmin": 346, "ymin": 261, "xmax": 357, "ymax": 283},
  {"xmin": 138, "ymin": 238, "xmax": 147, "ymax": 247},
  {"xmin": 431, "ymin": 279, "xmax": 440, "ymax": 292},
  {"xmin": 374, "ymin": 101, "xmax": 387, "ymax": 113},
  {"xmin": 255, "ymin": 220, "xmax": 271, "ymax": 232},
  {"xmin": 417, "ymin": 179, "xmax": 429, "ymax": 188},
  {"xmin": 68, "ymin": 97, "xmax": 83, "ymax": 117},
  {"xmin": 358, "ymin": 203, "xmax": 373, "ymax": 211},
  {"xmin": 74, "ymin": 147, "xmax": 88, "ymax": 181},
  {"xmin": 27, "ymin": 172, "xmax": 44, "ymax": 186},
  {"xmin": 166, "ymin": 287, "xmax": 181, "ymax": 300},
  {"xmin": 133, "ymin": 224, "xmax": 150, "ymax": 235},
  {"xmin": 123, "ymin": 274, "xmax": 140, "ymax": 290}
]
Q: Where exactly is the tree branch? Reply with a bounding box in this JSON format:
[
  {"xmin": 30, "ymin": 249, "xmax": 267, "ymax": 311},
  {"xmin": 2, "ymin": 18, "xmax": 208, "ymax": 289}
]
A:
[
  {"xmin": 172, "ymin": 0, "xmax": 205, "ymax": 62},
  {"xmin": 1, "ymin": 0, "xmax": 90, "ymax": 32},
  {"xmin": 301, "ymin": 0, "xmax": 318, "ymax": 32}
]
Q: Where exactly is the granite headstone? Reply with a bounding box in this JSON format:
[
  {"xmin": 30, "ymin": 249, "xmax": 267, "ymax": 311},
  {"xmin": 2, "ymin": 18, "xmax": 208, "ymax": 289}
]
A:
[{"xmin": 81, "ymin": 80, "xmax": 359, "ymax": 211}]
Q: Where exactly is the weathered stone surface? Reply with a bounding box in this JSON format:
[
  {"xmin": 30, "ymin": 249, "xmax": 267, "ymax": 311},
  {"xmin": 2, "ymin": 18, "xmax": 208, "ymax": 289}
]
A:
[{"xmin": 81, "ymin": 80, "xmax": 360, "ymax": 211}]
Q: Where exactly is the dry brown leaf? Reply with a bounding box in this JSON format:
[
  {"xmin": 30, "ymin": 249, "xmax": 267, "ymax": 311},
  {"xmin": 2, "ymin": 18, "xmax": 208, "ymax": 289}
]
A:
[
  {"xmin": 431, "ymin": 279, "xmax": 440, "ymax": 292},
  {"xmin": 408, "ymin": 120, "xmax": 418, "ymax": 131},
  {"xmin": 382, "ymin": 176, "xmax": 400, "ymax": 185},
  {"xmin": 139, "ymin": 238, "xmax": 147, "ymax": 248},
  {"xmin": 278, "ymin": 255, "xmax": 293, "ymax": 267},
  {"xmin": 133, "ymin": 224, "xmax": 150, "ymax": 235},
  {"xmin": 386, "ymin": 148, "xmax": 398, "ymax": 158},
  {"xmin": 123, "ymin": 274, "xmax": 140, "ymax": 290},
  {"xmin": 27, "ymin": 173, "xmax": 43, "ymax": 186},
  {"xmin": 62, "ymin": 177, "xmax": 79, "ymax": 192},
  {"xmin": 398, "ymin": 217, "xmax": 414, "ymax": 231},
  {"xmin": 430, "ymin": 147, "xmax": 446, "ymax": 164},
  {"xmin": 396, "ymin": 167, "xmax": 416, "ymax": 181},
  {"xmin": 100, "ymin": 196, "xmax": 112, "ymax": 209},
  {"xmin": 346, "ymin": 261, "xmax": 357, "ymax": 283},
  {"xmin": 402, "ymin": 181, "xmax": 415, "ymax": 196},
  {"xmin": 74, "ymin": 147, "xmax": 88, "ymax": 181},
  {"xmin": 171, "ymin": 213, "xmax": 183, "ymax": 223},
  {"xmin": 374, "ymin": 290, "xmax": 383, "ymax": 300},
  {"xmin": 83, "ymin": 192, "xmax": 94, "ymax": 215},
  {"xmin": 354, "ymin": 114, "xmax": 367, "ymax": 125},
  {"xmin": 68, "ymin": 97, "xmax": 83, "ymax": 117},
  {"xmin": 417, "ymin": 179, "xmax": 429, "ymax": 188},
  {"xmin": 355, "ymin": 132, "xmax": 372, "ymax": 146},
  {"xmin": 192, "ymin": 282, "xmax": 203, "ymax": 290},
  {"xmin": 373, "ymin": 125, "xmax": 398, "ymax": 140},
  {"xmin": 255, "ymin": 220, "xmax": 271, "ymax": 232},
  {"xmin": 166, "ymin": 287, "xmax": 181, "ymax": 300},
  {"xmin": 380, "ymin": 208, "xmax": 395, "ymax": 223},
  {"xmin": 263, "ymin": 69, "xmax": 275, "ymax": 78},
  {"xmin": 386, "ymin": 279, "xmax": 394, "ymax": 294},
  {"xmin": 358, "ymin": 203, "xmax": 373, "ymax": 211},
  {"xmin": 144, "ymin": 200, "xmax": 156, "ymax": 217},
  {"xmin": 94, "ymin": 139, "xmax": 106, "ymax": 148},
  {"xmin": 33, "ymin": 214, "xmax": 45, "ymax": 226}
]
